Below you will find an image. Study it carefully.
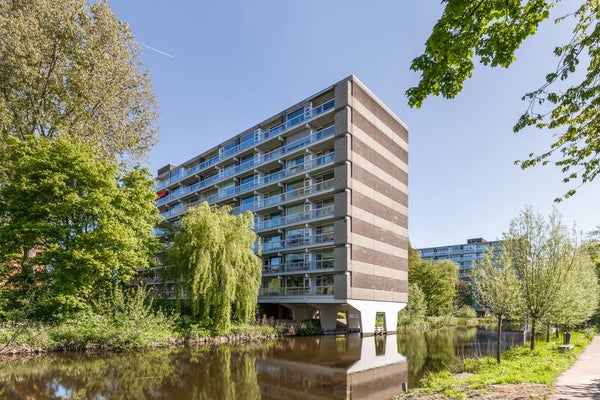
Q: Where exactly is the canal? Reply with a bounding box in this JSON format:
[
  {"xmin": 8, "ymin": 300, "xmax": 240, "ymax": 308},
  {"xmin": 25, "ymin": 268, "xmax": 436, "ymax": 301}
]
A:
[{"xmin": 0, "ymin": 328, "xmax": 523, "ymax": 399}]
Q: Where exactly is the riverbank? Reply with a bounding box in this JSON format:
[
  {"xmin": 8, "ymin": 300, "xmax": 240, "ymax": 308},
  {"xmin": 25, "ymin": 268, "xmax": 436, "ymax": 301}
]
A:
[
  {"xmin": 395, "ymin": 330, "xmax": 595, "ymax": 400},
  {"xmin": 0, "ymin": 319, "xmax": 318, "ymax": 356}
]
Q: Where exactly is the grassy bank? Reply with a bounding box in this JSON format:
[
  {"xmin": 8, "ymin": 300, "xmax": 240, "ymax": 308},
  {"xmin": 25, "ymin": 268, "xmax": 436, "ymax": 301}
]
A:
[
  {"xmin": 398, "ymin": 315, "xmax": 485, "ymax": 330},
  {"xmin": 0, "ymin": 319, "xmax": 283, "ymax": 355},
  {"xmin": 396, "ymin": 330, "xmax": 595, "ymax": 399},
  {"xmin": 0, "ymin": 287, "xmax": 292, "ymax": 355}
]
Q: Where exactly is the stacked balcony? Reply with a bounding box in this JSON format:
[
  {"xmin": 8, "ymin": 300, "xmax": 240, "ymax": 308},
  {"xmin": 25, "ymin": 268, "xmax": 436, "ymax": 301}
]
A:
[{"xmin": 156, "ymin": 96, "xmax": 339, "ymax": 299}]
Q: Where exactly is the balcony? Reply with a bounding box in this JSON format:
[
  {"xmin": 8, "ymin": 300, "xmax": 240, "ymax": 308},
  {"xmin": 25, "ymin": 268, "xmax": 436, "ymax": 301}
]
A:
[
  {"xmin": 232, "ymin": 178, "xmax": 335, "ymax": 215},
  {"xmin": 258, "ymin": 285, "xmax": 334, "ymax": 297},
  {"xmin": 156, "ymin": 100, "xmax": 335, "ymax": 190},
  {"xmin": 262, "ymin": 259, "xmax": 334, "ymax": 274},
  {"xmin": 156, "ymin": 126, "xmax": 335, "ymax": 207},
  {"xmin": 261, "ymin": 232, "xmax": 335, "ymax": 253},
  {"xmin": 256, "ymin": 205, "xmax": 334, "ymax": 231}
]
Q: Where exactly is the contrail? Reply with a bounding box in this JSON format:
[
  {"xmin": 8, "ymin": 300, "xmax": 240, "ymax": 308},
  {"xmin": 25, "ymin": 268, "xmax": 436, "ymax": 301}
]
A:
[{"xmin": 140, "ymin": 42, "xmax": 175, "ymax": 58}]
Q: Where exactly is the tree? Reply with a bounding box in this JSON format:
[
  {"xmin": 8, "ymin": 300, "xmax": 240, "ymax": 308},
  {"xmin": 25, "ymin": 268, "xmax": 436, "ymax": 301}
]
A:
[
  {"xmin": 404, "ymin": 282, "xmax": 427, "ymax": 322},
  {"xmin": 583, "ymin": 229, "xmax": 600, "ymax": 326},
  {"xmin": 504, "ymin": 207, "xmax": 584, "ymax": 350},
  {"xmin": 407, "ymin": 1, "xmax": 600, "ymax": 199},
  {"xmin": 472, "ymin": 246, "xmax": 524, "ymax": 363},
  {"xmin": 410, "ymin": 259, "xmax": 458, "ymax": 316},
  {"xmin": 454, "ymin": 279, "xmax": 475, "ymax": 310},
  {"xmin": 0, "ymin": 0, "xmax": 157, "ymax": 163},
  {"xmin": 0, "ymin": 136, "xmax": 160, "ymax": 318},
  {"xmin": 547, "ymin": 247, "xmax": 599, "ymax": 336},
  {"xmin": 168, "ymin": 202, "xmax": 262, "ymax": 332}
]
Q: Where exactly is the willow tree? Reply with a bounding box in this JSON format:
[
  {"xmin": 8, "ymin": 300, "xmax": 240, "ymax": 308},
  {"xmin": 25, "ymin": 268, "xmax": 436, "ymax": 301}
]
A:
[
  {"xmin": 408, "ymin": 1, "xmax": 600, "ymax": 199},
  {"xmin": 169, "ymin": 203, "xmax": 261, "ymax": 331},
  {"xmin": 472, "ymin": 246, "xmax": 524, "ymax": 363},
  {"xmin": 0, "ymin": 0, "xmax": 157, "ymax": 164}
]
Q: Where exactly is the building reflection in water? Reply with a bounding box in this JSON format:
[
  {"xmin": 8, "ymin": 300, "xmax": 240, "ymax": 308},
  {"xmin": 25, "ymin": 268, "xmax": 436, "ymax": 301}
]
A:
[{"xmin": 256, "ymin": 334, "xmax": 408, "ymax": 400}]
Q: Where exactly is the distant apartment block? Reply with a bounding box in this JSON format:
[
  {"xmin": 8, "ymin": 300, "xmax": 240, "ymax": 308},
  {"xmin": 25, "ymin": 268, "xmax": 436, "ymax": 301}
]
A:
[
  {"xmin": 417, "ymin": 238, "xmax": 502, "ymax": 280},
  {"xmin": 155, "ymin": 76, "xmax": 408, "ymax": 334}
]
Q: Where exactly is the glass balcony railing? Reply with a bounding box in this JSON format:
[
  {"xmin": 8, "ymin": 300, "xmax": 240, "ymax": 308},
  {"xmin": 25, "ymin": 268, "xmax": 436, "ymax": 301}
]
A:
[
  {"xmin": 261, "ymin": 232, "xmax": 334, "ymax": 252},
  {"xmin": 162, "ymin": 176, "xmax": 335, "ymax": 220},
  {"xmin": 232, "ymin": 178, "xmax": 335, "ymax": 215},
  {"xmin": 262, "ymin": 259, "xmax": 334, "ymax": 274},
  {"xmin": 156, "ymin": 99, "xmax": 335, "ymax": 190},
  {"xmin": 156, "ymin": 125, "xmax": 335, "ymax": 207},
  {"xmin": 258, "ymin": 285, "xmax": 334, "ymax": 297},
  {"xmin": 255, "ymin": 205, "xmax": 334, "ymax": 231}
]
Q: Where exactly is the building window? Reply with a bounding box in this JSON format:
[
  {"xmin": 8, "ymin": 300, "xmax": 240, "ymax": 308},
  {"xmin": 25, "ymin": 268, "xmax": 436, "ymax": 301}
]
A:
[
  {"xmin": 286, "ymin": 108, "xmax": 304, "ymax": 123},
  {"xmin": 315, "ymin": 249, "xmax": 334, "ymax": 269},
  {"xmin": 315, "ymin": 223, "xmax": 334, "ymax": 243},
  {"xmin": 286, "ymin": 252, "xmax": 307, "ymax": 271},
  {"xmin": 286, "ymin": 227, "xmax": 308, "ymax": 246},
  {"xmin": 286, "ymin": 180, "xmax": 304, "ymax": 193}
]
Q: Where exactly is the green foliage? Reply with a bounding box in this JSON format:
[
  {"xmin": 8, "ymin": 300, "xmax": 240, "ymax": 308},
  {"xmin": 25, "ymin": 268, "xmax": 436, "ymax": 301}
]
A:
[
  {"xmin": 472, "ymin": 245, "xmax": 524, "ymax": 362},
  {"xmin": 402, "ymin": 331, "xmax": 594, "ymax": 399},
  {"xmin": 52, "ymin": 285, "xmax": 178, "ymax": 350},
  {"xmin": 0, "ymin": 136, "xmax": 160, "ymax": 318},
  {"xmin": 0, "ymin": 0, "xmax": 157, "ymax": 163},
  {"xmin": 407, "ymin": 0, "xmax": 551, "ymax": 108},
  {"xmin": 168, "ymin": 202, "xmax": 262, "ymax": 331},
  {"xmin": 454, "ymin": 279, "xmax": 475, "ymax": 309},
  {"xmin": 403, "ymin": 282, "xmax": 428, "ymax": 321},
  {"xmin": 411, "ymin": 259, "xmax": 459, "ymax": 316},
  {"xmin": 472, "ymin": 246, "xmax": 524, "ymax": 320},
  {"xmin": 505, "ymin": 207, "xmax": 599, "ymax": 349},
  {"xmin": 408, "ymin": 1, "xmax": 600, "ymax": 198},
  {"xmin": 454, "ymin": 305, "xmax": 477, "ymax": 319}
]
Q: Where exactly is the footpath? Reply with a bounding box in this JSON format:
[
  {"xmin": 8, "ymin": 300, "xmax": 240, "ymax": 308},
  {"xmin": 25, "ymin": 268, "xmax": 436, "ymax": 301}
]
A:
[{"xmin": 552, "ymin": 334, "xmax": 600, "ymax": 399}]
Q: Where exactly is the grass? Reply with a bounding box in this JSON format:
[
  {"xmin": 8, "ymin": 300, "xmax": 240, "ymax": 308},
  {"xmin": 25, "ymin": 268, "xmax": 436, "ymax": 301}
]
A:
[
  {"xmin": 396, "ymin": 329, "xmax": 595, "ymax": 400},
  {"xmin": 0, "ymin": 287, "xmax": 280, "ymax": 354}
]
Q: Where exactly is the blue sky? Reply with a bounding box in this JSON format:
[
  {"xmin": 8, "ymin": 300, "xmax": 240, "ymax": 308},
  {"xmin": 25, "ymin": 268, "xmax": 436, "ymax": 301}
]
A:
[{"xmin": 109, "ymin": 1, "xmax": 599, "ymax": 248}]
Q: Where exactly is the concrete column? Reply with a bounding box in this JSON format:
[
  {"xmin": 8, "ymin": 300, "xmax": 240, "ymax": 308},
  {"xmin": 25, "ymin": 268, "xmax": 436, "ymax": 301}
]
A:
[
  {"xmin": 347, "ymin": 300, "xmax": 406, "ymax": 335},
  {"xmin": 347, "ymin": 310, "xmax": 361, "ymax": 331},
  {"xmin": 318, "ymin": 304, "xmax": 339, "ymax": 331},
  {"xmin": 283, "ymin": 303, "xmax": 311, "ymax": 320}
]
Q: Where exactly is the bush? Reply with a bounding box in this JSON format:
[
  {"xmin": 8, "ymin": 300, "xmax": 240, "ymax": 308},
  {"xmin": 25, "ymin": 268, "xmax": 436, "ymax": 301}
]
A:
[
  {"xmin": 51, "ymin": 286, "xmax": 178, "ymax": 350},
  {"xmin": 454, "ymin": 305, "xmax": 477, "ymax": 319}
]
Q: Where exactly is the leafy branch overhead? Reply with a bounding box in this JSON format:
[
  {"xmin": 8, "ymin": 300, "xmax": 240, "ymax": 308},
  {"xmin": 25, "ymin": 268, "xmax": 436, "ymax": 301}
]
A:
[{"xmin": 407, "ymin": 1, "xmax": 600, "ymax": 199}]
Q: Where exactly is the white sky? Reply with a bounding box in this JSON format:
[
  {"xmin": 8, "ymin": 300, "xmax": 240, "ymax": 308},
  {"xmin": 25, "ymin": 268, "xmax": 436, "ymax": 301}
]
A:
[{"xmin": 109, "ymin": 1, "xmax": 600, "ymax": 248}]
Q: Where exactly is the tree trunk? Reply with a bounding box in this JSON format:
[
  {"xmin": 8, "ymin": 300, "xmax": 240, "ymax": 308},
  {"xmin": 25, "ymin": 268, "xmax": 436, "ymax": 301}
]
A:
[
  {"xmin": 530, "ymin": 319, "xmax": 536, "ymax": 350},
  {"xmin": 546, "ymin": 322, "xmax": 550, "ymax": 342},
  {"xmin": 496, "ymin": 314, "xmax": 502, "ymax": 364}
]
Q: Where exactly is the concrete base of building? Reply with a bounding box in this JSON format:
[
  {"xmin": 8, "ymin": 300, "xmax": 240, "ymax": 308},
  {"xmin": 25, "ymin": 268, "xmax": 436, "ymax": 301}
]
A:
[{"xmin": 264, "ymin": 300, "xmax": 406, "ymax": 335}]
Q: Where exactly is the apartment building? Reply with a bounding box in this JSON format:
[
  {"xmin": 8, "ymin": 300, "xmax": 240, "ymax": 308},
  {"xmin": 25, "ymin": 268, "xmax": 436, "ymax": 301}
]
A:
[
  {"xmin": 417, "ymin": 238, "xmax": 503, "ymax": 280},
  {"xmin": 155, "ymin": 76, "xmax": 408, "ymax": 334}
]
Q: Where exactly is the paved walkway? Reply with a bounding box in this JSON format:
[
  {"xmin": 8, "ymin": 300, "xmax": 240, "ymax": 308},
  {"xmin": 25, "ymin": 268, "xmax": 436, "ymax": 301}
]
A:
[{"xmin": 552, "ymin": 334, "xmax": 600, "ymax": 400}]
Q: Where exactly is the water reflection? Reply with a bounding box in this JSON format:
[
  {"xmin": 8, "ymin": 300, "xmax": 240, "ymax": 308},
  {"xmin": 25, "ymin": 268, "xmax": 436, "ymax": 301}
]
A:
[
  {"xmin": 0, "ymin": 335, "xmax": 407, "ymax": 400},
  {"xmin": 397, "ymin": 328, "xmax": 523, "ymax": 387},
  {"xmin": 257, "ymin": 335, "xmax": 407, "ymax": 399}
]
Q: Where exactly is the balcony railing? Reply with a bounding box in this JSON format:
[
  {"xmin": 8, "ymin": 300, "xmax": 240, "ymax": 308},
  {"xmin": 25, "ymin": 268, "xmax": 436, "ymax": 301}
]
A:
[
  {"xmin": 156, "ymin": 125, "xmax": 335, "ymax": 207},
  {"xmin": 262, "ymin": 259, "xmax": 334, "ymax": 274},
  {"xmin": 160, "ymin": 177, "xmax": 335, "ymax": 220},
  {"xmin": 261, "ymin": 232, "xmax": 334, "ymax": 252},
  {"xmin": 156, "ymin": 99, "xmax": 335, "ymax": 190},
  {"xmin": 258, "ymin": 285, "xmax": 334, "ymax": 296},
  {"xmin": 255, "ymin": 205, "xmax": 334, "ymax": 231}
]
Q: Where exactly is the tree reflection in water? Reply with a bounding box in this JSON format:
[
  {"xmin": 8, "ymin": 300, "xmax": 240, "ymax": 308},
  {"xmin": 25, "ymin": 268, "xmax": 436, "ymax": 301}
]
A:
[
  {"xmin": 4, "ymin": 329, "xmax": 528, "ymax": 398},
  {"xmin": 397, "ymin": 327, "xmax": 523, "ymax": 388}
]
